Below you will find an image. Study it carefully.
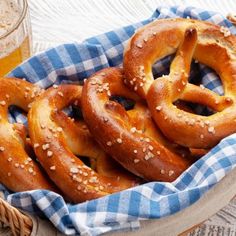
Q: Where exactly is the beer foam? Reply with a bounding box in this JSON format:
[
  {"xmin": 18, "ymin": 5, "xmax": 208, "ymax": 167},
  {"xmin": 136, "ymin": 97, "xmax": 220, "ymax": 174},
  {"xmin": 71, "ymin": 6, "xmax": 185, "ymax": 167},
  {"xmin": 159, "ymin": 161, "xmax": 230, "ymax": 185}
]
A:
[
  {"xmin": 0, "ymin": 1, "xmax": 27, "ymax": 59},
  {"xmin": 0, "ymin": 1, "xmax": 20, "ymax": 36}
]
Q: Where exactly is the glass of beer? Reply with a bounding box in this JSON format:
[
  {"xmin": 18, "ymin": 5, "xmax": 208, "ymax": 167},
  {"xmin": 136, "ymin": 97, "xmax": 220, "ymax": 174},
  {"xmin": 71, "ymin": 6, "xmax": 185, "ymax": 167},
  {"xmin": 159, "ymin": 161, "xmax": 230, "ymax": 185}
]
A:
[{"xmin": 0, "ymin": 0, "xmax": 32, "ymax": 76}]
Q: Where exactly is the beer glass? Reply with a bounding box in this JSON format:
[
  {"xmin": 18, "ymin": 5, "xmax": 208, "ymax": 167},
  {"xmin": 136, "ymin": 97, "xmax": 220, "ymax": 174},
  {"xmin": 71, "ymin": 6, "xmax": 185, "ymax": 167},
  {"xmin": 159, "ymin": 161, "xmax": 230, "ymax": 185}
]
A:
[{"xmin": 0, "ymin": 0, "xmax": 32, "ymax": 76}]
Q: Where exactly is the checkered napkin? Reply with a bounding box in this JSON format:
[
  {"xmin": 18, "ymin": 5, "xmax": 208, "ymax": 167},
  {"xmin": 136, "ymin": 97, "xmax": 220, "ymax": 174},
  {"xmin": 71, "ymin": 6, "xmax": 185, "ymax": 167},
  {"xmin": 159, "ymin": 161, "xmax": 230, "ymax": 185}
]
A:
[{"xmin": 2, "ymin": 6, "xmax": 236, "ymax": 236}]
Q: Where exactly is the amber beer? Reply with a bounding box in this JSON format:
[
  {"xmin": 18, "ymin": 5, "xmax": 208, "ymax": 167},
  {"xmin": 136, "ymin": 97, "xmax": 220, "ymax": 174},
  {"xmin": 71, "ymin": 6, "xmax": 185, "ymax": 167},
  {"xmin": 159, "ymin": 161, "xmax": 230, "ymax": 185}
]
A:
[{"xmin": 0, "ymin": 0, "xmax": 32, "ymax": 76}]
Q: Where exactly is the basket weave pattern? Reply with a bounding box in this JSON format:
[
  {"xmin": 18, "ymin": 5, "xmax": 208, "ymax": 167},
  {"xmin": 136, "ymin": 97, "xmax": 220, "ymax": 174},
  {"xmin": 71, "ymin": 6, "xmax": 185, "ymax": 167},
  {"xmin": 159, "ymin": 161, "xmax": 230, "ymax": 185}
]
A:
[{"xmin": 0, "ymin": 198, "xmax": 32, "ymax": 236}]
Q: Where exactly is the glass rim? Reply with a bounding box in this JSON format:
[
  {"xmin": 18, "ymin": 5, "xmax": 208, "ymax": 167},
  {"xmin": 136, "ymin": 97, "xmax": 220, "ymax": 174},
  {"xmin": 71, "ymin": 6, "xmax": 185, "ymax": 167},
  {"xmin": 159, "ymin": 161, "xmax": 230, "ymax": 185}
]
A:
[{"xmin": 0, "ymin": 0, "xmax": 28, "ymax": 40}]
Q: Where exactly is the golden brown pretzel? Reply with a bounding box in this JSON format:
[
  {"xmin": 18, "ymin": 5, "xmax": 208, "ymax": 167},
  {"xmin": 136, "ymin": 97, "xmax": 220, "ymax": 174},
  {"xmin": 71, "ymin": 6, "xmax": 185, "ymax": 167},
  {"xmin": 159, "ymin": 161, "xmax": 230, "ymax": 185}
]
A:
[
  {"xmin": 53, "ymin": 111, "xmax": 140, "ymax": 189},
  {"xmin": 28, "ymin": 84, "xmax": 138, "ymax": 203},
  {"xmin": 123, "ymin": 18, "xmax": 236, "ymax": 148},
  {"xmin": 0, "ymin": 78, "xmax": 57, "ymax": 192},
  {"xmin": 82, "ymin": 67, "xmax": 190, "ymax": 182},
  {"xmin": 127, "ymin": 102, "xmax": 190, "ymax": 159}
]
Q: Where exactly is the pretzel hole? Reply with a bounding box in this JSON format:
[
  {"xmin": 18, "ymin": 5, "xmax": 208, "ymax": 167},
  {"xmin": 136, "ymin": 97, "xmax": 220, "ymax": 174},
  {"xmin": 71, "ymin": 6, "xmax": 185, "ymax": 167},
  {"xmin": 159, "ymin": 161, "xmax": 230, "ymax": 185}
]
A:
[
  {"xmin": 8, "ymin": 105, "xmax": 27, "ymax": 124},
  {"xmin": 109, "ymin": 96, "xmax": 135, "ymax": 110},
  {"xmin": 78, "ymin": 155, "xmax": 96, "ymax": 169},
  {"xmin": 174, "ymin": 100, "xmax": 215, "ymax": 116},
  {"xmin": 152, "ymin": 55, "xmax": 173, "ymax": 77},
  {"xmin": 71, "ymin": 105, "xmax": 83, "ymax": 120},
  {"xmin": 189, "ymin": 65, "xmax": 223, "ymax": 95},
  {"xmin": 152, "ymin": 55, "xmax": 203, "ymax": 84}
]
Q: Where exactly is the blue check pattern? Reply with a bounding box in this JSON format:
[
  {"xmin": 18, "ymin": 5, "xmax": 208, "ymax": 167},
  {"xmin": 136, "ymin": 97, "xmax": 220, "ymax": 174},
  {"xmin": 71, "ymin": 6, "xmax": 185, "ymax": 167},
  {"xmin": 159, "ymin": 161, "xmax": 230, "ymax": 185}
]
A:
[{"xmin": 2, "ymin": 6, "xmax": 236, "ymax": 236}]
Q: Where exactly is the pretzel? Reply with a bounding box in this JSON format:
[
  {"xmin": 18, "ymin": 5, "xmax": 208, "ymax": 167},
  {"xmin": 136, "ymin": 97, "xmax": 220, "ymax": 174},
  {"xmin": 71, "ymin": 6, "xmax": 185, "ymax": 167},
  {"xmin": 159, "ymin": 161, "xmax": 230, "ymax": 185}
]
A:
[
  {"xmin": 82, "ymin": 68, "xmax": 190, "ymax": 181},
  {"xmin": 28, "ymin": 84, "xmax": 139, "ymax": 203},
  {"xmin": 123, "ymin": 18, "xmax": 236, "ymax": 148},
  {"xmin": 127, "ymin": 102, "xmax": 190, "ymax": 159},
  {"xmin": 53, "ymin": 111, "xmax": 140, "ymax": 189},
  {"xmin": 0, "ymin": 78, "xmax": 57, "ymax": 192}
]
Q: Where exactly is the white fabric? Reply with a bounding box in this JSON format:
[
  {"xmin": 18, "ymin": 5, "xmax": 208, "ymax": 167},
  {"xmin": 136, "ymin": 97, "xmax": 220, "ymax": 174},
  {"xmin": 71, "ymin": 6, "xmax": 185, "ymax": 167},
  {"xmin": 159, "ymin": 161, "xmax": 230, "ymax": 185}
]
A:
[{"xmin": 29, "ymin": 0, "xmax": 236, "ymax": 53}]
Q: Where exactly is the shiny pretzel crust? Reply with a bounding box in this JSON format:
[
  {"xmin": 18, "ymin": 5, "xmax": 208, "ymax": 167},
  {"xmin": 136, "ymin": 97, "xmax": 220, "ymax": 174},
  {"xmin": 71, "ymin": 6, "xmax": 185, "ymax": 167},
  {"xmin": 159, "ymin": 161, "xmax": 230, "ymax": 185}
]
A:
[
  {"xmin": 28, "ymin": 84, "xmax": 139, "ymax": 203},
  {"xmin": 82, "ymin": 68, "xmax": 190, "ymax": 181},
  {"xmin": 124, "ymin": 18, "xmax": 236, "ymax": 148},
  {"xmin": 0, "ymin": 78, "xmax": 56, "ymax": 192}
]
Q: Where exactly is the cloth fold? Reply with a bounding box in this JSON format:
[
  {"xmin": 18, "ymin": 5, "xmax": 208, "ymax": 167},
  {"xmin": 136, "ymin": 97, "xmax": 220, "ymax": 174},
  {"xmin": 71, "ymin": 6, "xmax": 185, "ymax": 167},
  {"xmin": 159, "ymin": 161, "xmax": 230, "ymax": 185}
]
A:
[{"xmin": 2, "ymin": 6, "xmax": 236, "ymax": 236}]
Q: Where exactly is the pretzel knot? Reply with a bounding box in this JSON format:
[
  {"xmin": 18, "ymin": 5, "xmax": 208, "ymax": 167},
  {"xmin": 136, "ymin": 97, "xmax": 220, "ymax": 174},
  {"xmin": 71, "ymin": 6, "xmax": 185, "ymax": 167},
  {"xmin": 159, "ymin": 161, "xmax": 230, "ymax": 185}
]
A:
[
  {"xmin": 124, "ymin": 18, "xmax": 236, "ymax": 148},
  {"xmin": 82, "ymin": 68, "xmax": 190, "ymax": 182},
  {"xmin": 0, "ymin": 78, "xmax": 56, "ymax": 192},
  {"xmin": 28, "ymin": 84, "xmax": 139, "ymax": 203}
]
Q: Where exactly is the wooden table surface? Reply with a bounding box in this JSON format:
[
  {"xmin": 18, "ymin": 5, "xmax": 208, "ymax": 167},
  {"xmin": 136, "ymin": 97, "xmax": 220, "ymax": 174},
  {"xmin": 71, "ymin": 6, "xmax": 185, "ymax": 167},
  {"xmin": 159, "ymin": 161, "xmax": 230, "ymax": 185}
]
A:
[{"xmin": 7, "ymin": 0, "xmax": 236, "ymax": 235}]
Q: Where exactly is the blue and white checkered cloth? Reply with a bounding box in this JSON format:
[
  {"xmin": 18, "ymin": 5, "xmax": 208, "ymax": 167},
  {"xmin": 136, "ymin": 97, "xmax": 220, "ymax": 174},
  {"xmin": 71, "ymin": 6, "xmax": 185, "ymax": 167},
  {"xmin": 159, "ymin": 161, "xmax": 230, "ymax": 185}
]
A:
[{"xmin": 2, "ymin": 6, "xmax": 236, "ymax": 236}]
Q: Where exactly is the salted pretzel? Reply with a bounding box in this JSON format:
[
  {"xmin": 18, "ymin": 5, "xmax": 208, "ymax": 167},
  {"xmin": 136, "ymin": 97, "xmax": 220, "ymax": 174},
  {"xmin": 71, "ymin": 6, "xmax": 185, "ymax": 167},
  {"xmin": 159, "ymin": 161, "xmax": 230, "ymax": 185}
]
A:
[
  {"xmin": 127, "ymin": 102, "xmax": 191, "ymax": 159},
  {"xmin": 123, "ymin": 18, "xmax": 236, "ymax": 148},
  {"xmin": 28, "ymin": 84, "xmax": 139, "ymax": 203},
  {"xmin": 82, "ymin": 68, "xmax": 190, "ymax": 181},
  {"xmin": 53, "ymin": 111, "xmax": 140, "ymax": 189},
  {"xmin": 0, "ymin": 78, "xmax": 57, "ymax": 192}
]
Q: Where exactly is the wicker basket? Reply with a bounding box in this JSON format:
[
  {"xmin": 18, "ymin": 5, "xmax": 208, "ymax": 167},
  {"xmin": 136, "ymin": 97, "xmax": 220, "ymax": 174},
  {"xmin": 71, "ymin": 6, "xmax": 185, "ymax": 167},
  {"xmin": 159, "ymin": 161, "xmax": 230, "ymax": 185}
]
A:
[{"xmin": 0, "ymin": 198, "xmax": 32, "ymax": 236}]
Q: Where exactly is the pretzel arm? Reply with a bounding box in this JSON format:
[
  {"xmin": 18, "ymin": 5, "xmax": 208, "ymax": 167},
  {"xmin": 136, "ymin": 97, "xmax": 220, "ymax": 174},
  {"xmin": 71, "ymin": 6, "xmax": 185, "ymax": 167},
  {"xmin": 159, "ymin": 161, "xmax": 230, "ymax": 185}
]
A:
[
  {"xmin": 0, "ymin": 78, "xmax": 57, "ymax": 192},
  {"xmin": 179, "ymin": 83, "xmax": 232, "ymax": 112}
]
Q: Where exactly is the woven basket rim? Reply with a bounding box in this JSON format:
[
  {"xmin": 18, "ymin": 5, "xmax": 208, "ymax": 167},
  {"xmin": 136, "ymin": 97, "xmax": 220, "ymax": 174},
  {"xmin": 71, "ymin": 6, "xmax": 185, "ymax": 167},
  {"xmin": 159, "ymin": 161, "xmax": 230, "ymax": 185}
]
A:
[{"xmin": 0, "ymin": 197, "xmax": 32, "ymax": 236}]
